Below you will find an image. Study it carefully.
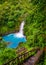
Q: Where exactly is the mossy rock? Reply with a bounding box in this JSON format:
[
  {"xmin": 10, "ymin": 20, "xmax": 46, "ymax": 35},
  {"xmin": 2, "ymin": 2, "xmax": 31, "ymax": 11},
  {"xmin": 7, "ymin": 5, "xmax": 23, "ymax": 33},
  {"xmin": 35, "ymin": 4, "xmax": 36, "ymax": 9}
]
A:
[{"xmin": 0, "ymin": 37, "xmax": 2, "ymax": 40}]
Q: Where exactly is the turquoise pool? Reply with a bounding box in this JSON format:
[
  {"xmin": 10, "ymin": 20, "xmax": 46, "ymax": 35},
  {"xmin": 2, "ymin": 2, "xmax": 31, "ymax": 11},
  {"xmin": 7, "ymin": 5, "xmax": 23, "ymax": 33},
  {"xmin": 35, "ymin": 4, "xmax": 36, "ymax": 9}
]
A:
[{"xmin": 3, "ymin": 33, "xmax": 26, "ymax": 48}]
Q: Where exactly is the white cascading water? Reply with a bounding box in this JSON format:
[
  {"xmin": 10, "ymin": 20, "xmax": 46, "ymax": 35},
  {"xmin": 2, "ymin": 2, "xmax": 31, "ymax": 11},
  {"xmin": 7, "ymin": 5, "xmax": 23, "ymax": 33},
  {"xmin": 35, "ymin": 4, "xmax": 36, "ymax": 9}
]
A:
[{"xmin": 14, "ymin": 21, "xmax": 25, "ymax": 38}]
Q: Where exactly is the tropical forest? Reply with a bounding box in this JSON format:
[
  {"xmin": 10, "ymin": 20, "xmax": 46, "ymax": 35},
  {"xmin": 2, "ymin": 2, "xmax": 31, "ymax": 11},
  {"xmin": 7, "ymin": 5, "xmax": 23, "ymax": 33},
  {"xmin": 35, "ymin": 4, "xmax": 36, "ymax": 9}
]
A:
[{"xmin": 0, "ymin": 0, "xmax": 46, "ymax": 65}]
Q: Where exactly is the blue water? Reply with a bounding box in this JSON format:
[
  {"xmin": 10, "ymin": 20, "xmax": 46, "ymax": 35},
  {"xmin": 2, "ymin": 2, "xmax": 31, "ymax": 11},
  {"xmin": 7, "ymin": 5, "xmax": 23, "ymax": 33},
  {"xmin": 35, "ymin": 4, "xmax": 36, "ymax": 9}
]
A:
[{"xmin": 3, "ymin": 33, "xmax": 26, "ymax": 48}]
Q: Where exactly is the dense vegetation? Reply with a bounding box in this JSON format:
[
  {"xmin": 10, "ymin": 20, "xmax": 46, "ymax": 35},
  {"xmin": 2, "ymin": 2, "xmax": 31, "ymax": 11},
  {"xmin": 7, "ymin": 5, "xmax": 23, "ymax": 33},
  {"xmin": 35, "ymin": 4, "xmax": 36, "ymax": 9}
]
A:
[{"xmin": 0, "ymin": 0, "xmax": 46, "ymax": 65}]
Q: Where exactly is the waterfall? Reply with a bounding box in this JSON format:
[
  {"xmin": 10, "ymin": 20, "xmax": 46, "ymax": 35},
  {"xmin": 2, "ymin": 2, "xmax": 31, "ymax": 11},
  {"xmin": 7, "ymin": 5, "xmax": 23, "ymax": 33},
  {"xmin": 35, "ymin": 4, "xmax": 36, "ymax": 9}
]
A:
[
  {"xmin": 14, "ymin": 21, "xmax": 25, "ymax": 38},
  {"xmin": 19, "ymin": 21, "xmax": 25, "ymax": 34},
  {"xmin": 3, "ymin": 21, "xmax": 26, "ymax": 48}
]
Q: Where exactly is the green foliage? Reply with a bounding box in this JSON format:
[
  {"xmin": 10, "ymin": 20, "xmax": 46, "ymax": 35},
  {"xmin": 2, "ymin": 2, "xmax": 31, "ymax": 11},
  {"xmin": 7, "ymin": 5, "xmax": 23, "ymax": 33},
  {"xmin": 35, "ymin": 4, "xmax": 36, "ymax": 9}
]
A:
[
  {"xmin": 0, "ymin": 38, "xmax": 7, "ymax": 50},
  {"xmin": 7, "ymin": 21, "xmax": 15, "ymax": 28},
  {"xmin": 1, "ymin": 26, "xmax": 8, "ymax": 34},
  {"xmin": 0, "ymin": 0, "xmax": 46, "ymax": 65},
  {"xmin": 0, "ymin": 48, "xmax": 16, "ymax": 65}
]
